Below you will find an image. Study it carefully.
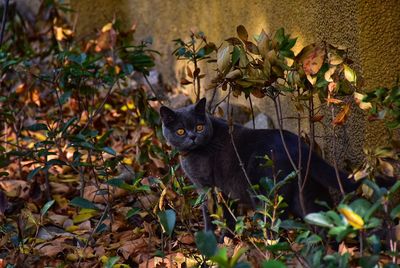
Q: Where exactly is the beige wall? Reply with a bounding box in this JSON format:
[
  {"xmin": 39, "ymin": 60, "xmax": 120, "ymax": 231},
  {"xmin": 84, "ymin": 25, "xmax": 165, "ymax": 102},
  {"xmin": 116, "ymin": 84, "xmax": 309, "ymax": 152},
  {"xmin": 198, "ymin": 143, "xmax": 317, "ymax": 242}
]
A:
[{"xmin": 71, "ymin": 0, "xmax": 400, "ymax": 166}]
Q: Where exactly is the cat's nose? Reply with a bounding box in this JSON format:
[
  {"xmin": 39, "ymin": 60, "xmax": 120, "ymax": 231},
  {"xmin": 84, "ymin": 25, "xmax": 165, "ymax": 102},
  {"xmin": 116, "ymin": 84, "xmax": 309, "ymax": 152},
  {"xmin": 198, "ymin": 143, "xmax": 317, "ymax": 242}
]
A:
[{"xmin": 189, "ymin": 135, "xmax": 196, "ymax": 141}]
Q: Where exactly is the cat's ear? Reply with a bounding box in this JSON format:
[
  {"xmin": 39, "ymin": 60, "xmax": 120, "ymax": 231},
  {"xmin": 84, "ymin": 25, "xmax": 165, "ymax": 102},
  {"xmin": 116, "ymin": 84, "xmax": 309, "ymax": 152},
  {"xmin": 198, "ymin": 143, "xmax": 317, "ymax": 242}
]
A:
[
  {"xmin": 194, "ymin": 97, "xmax": 207, "ymax": 115},
  {"xmin": 160, "ymin": 106, "xmax": 177, "ymax": 124}
]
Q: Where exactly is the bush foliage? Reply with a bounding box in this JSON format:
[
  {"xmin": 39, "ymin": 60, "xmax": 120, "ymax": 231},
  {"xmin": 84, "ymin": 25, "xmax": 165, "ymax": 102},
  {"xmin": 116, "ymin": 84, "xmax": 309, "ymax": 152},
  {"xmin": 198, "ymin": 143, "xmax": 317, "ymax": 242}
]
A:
[{"xmin": 0, "ymin": 1, "xmax": 399, "ymax": 267}]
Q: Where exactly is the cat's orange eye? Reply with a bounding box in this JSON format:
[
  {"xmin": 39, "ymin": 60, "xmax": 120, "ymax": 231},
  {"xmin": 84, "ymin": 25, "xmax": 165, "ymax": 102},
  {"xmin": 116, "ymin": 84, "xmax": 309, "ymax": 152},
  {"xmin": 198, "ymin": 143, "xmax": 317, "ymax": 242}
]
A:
[
  {"xmin": 196, "ymin": 124, "xmax": 204, "ymax": 132},
  {"xmin": 176, "ymin": 128, "xmax": 185, "ymax": 136}
]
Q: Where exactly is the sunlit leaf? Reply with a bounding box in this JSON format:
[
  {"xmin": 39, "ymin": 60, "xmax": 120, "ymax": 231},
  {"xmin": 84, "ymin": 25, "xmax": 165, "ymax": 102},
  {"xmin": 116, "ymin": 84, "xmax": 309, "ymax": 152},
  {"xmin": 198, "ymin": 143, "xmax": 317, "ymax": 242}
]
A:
[
  {"xmin": 217, "ymin": 46, "xmax": 231, "ymax": 74},
  {"xmin": 333, "ymin": 104, "xmax": 351, "ymax": 125},
  {"xmin": 344, "ymin": 64, "xmax": 357, "ymax": 83},
  {"xmin": 338, "ymin": 205, "xmax": 364, "ymax": 229},
  {"xmin": 101, "ymin": 22, "xmax": 113, "ymax": 32},
  {"xmin": 354, "ymin": 92, "xmax": 372, "ymax": 110},
  {"xmin": 324, "ymin": 66, "xmax": 336, "ymax": 82},
  {"xmin": 328, "ymin": 51, "xmax": 344, "ymax": 65},
  {"xmin": 378, "ymin": 159, "xmax": 394, "ymax": 177},
  {"xmin": 296, "ymin": 43, "xmax": 325, "ymax": 75}
]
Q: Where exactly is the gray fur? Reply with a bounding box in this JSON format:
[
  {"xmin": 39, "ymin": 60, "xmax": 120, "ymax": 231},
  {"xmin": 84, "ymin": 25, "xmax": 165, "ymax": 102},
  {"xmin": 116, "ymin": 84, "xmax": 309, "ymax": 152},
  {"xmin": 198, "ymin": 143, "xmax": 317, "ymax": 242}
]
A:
[{"xmin": 160, "ymin": 98, "xmax": 360, "ymax": 224}]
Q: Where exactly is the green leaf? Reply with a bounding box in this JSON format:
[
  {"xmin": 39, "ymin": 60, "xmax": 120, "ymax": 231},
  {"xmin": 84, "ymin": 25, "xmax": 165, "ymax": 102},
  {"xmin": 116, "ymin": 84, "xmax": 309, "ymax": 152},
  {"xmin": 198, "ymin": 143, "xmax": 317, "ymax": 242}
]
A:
[
  {"xmin": 40, "ymin": 200, "xmax": 55, "ymax": 216},
  {"xmin": 26, "ymin": 123, "xmax": 48, "ymax": 131},
  {"xmin": 359, "ymin": 255, "xmax": 379, "ymax": 268},
  {"xmin": 230, "ymin": 247, "xmax": 248, "ymax": 267},
  {"xmin": 262, "ymin": 260, "xmax": 287, "ymax": 268},
  {"xmin": 265, "ymin": 242, "xmax": 290, "ymax": 252},
  {"xmin": 279, "ymin": 219, "xmax": 307, "ymax": 230},
  {"xmin": 273, "ymin": 28, "xmax": 285, "ymax": 44},
  {"xmin": 210, "ymin": 248, "xmax": 229, "ymax": 266},
  {"xmin": 232, "ymin": 46, "xmax": 241, "ymax": 66},
  {"xmin": 106, "ymin": 178, "xmax": 134, "ymax": 191},
  {"xmin": 27, "ymin": 167, "xmax": 42, "ymax": 181},
  {"xmin": 390, "ymin": 204, "xmax": 400, "ymax": 219},
  {"xmin": 59, "ymin": 90, "xmax": 72, "ymax": 105},
  {"xmin": 158, "ymin": 209, "xmax": 176, "ymax": 236},
  {"xmin": 61, "ymin": 117, "xmax": 77, "ymax": 134},
  {"xmin": 126, "ymin": 208, "xmax": 141, "ymax": 219},
  {"xmin": 104, "ymin": 256, "xmax": 119, "ymax": 268},
  {"xmin": 195, "ymin": 230, "xmax": 217, "ymax": 258},
  {"xmin": 349, "ymin": 198, "xmax": 371, "ymax": 218},
  {"xmin": 70, "ymin": 197, "xmax": 99, "ymax": 210},
  {"xmin": 304, "ymin": 212, "xmax": 334, "ymax": 228},
  {"xmin": 102, "ymin": 147, "xmax": 116, "ymax": 156}
]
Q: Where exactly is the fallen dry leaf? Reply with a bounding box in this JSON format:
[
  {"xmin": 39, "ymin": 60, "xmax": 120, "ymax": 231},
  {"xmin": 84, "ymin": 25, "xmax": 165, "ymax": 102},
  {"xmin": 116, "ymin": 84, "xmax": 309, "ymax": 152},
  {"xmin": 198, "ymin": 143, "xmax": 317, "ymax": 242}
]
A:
[{"xmin": 0, "ymin": 180, "xmax": 30, "ymax": 199}]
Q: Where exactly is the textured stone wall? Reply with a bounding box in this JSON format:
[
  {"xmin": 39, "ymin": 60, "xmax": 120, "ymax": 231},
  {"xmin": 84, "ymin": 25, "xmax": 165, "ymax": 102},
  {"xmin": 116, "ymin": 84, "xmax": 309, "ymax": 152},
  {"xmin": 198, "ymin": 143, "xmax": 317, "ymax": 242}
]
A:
[{"xmin": 70, "ymin": 0, "xmax": 400, "ymax": 166}]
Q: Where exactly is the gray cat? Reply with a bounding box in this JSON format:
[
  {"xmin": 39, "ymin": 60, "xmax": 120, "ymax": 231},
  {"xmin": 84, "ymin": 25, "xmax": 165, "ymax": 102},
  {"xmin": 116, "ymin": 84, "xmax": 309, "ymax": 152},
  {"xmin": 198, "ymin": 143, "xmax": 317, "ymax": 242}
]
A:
[{"xmin": 160, "ymin": 98, "xmax": 360, "ymax": 230}]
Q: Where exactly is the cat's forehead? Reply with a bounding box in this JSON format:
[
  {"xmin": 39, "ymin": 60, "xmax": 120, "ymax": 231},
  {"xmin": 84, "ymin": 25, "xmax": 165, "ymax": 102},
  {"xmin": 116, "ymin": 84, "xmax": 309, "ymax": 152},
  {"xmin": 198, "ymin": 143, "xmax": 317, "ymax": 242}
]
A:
[{"xmin": 170, "ymin": 105, "xmax": 204, "ymax": 125}]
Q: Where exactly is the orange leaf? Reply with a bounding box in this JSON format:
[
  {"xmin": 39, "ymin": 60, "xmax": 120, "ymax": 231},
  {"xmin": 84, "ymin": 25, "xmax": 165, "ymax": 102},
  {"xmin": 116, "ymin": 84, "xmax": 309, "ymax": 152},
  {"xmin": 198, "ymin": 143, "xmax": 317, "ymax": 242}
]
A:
[
  {"xmin": 180, "ymin": 77, "xmax": 192, "ymax": 85},
  {"xmin": 31, "ymin": 88, "xmax": 41, "ymax": 106},
  {"xmin": 15, "ymin": 83, "xmax": 27, "ymax": 94},
  {"xmin": 338, "ymin": 242, "xmax": 357, "ymax": 256},
  {"xmin": 186, "ymin": 65, "xmax": 193, "ymax": 78},
  {"xmin": 326, "ymin": 98, "xmax": 342, "ymax": 104},
  {"xmin": 311, "ymin": 114, "xmax": 324, "ymax": 122},
  {"xmin": 333, "ymin": 104, "xmax": 350, "ymax": 125}
]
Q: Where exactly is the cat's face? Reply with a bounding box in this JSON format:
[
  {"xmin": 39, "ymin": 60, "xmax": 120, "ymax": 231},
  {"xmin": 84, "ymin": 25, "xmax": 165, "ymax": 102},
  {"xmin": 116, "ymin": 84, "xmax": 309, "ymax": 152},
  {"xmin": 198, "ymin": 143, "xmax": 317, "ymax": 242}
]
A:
[{"xmin": 160, "ymin": 98, "xmax": 213, "ymax": 151}]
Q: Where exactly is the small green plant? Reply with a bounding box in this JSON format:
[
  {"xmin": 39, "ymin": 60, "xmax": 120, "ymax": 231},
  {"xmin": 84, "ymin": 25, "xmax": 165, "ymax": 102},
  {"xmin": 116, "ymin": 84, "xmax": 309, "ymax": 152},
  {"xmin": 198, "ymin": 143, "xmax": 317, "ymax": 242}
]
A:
[{"xmin": 173, "ymin": 29, "xmax": 216, "ymax": 101}]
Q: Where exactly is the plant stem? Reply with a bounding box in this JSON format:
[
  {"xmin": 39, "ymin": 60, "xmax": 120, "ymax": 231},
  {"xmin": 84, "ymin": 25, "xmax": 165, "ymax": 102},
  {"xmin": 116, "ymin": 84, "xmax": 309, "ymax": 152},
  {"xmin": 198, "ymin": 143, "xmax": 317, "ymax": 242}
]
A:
[
  {"xmin": 331, "ymin": 107, "xmax": 345, "ymax": 196},
  {"xmin": 249, "ymin": 95, "xmax": 255, "ymax": 129},
  {"xmin": 302, "ymin": 94, "xmax": 315, "ymax": 190},
  {"xmin": 272, "ymin": 95, "xmax": 306, "ymax": 215}
]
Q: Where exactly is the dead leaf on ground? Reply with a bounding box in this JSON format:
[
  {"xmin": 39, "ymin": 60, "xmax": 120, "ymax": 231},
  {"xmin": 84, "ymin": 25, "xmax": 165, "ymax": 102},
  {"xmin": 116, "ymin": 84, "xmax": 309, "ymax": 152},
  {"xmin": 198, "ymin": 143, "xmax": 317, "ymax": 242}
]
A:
[
  {"xmin": 0, "ymin": 180, "xmax": 30, "ymax": 199},
  {"xmin": 338, "ymin": 241, "xmax": 357, "ymax": 256}
]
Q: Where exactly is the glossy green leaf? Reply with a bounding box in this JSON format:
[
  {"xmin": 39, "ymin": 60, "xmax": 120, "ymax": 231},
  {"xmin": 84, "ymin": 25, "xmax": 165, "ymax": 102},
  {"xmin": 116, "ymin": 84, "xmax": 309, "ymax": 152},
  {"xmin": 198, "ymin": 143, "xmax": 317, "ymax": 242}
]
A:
[
  {"xmin": 40, "ymin": 200, "xmax": 55, "ymax": 217},
  {"xmin": 262, "ymin": 260, "xmax": 287, "ymax": 268},
  {"xmin": 26, "ymin": 123, "xmax": 48, "ymax": 131},
  {"xmin": 70, "ymin": 197, "xmax": 99, "ymax": 210},
  {"xmin": 304, "ymin": 212, "xmax": 334, "ymax": 228},
  {"xmin": 104, "ymin": 256, "xmax": 119, "ymax": 268}
]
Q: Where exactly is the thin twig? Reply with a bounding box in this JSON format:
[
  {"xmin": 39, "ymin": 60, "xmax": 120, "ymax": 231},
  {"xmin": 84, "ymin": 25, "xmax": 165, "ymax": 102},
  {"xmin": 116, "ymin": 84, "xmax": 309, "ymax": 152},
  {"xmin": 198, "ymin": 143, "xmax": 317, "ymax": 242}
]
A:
[
  {"xmin": 272, "ymin": 96, "xmax": 306, "ymax": 214},
  {"xmin": 0, "ymin": 0, "xmax": 10, "ymax": 46},
  {"xmin": 142, "ymin": 73, "xmax": 164, "ymax": 105},
  {"xmin": 227, "ymin": 90, "xmax": 258, "ymax": 197},
  {"xmin": 296, "ymin": 109, "xmax": 306, "ymax": 216},
  {"xmin": 248, "ymin": 95, "xmax": 255, "ymax": 129},
  {"xmin": 302, "ymin": 94, "xmax": 315, "ymax": 190},
  {"xmin": 331, "ymin": 107, "xmax": 345, "ymax": 196}
]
